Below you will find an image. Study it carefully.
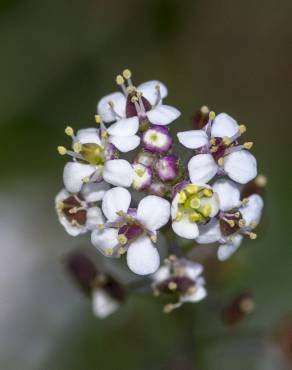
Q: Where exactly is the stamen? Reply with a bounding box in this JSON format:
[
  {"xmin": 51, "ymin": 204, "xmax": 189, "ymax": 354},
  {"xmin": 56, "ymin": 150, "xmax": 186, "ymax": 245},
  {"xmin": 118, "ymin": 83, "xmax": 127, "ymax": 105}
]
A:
[
  {"xmin": 122, "ymin": 69, "xmax": 132, "ymax": 80},
  {"xmin": 65, "ymin": 126, "xmax": 74, "ymax": 137},
  {"xmin": 150, "ymin": 234, "xmax": 157, "ymax": 243},
  {"xmin": 238, "ymin": 219, "xmax": 246, "ymax": 228},
  {"xmin": 243, "ymin": 142, "xmax": 253, "ymax": 150},
  {"xmin": 118, "ymin": 246, "xmax": 127, "ymax": 255},
  {"xmin": 185, "ymin": 184, "xmax": 198, "ymax": 194},
  {"xmin": 209, "ymin": 111, "xmax": 216, "ymax": 120},
  {"xmin": 239, "ymin": 124, "xmax": 247, "ymax": 134},
  {"xmin": 108, "ymin": 101, "xmax": 122, "ymax": 119},
  {"xmin": 82, "ymin": 176, "xmax": 90, "ymax": 183},
  {"xmin": 73, "ymin": 142, "xmax": 82, "ymax": 153},
  {"xmin": 154, "ymin": 84, "xmax": 162, "ymax": 106},
  {"xmin": 241, "ymin": 198, "xmax": 249, "ymax": 205},
  {"xmin": 250, "ymin": 221, "xmax": 258, "ymax": 229},
  {"xmin": 218, "ymin": 157, "xmax": 225, "ymax": 166},
  {"xmin": 189, "ymin": 212, "xmax": 201, "ymax": 222},
  {"xmin": 255, "ymin": 174, "xmax": 267, "ymax": 187},
  {"xmin": 95, "ymin": 114, "xmax": 102, "ymax": 124},
  {"xmin": 168, "ymin": 282, "xmax": 177, "ymax": 290},
  {"xmin": 116, "ymin": 75, "xmax": 127, "ymax": 95},
  {"xmin": 200, "ymin": 205, "xmax": 211, "ymax": 218},
  {"xmin": 57, "ymin": 146, "xmax": 67, "ymax": 155},
  {"xmin": 203, "ymin": 188, "xmax": 213, "ymax": 197},
  {"xmin": 163, "ymin": 302, "xmax": 182, "ymax": 313},
  {"xmin": 178, "ymin": 191, "xmax": 187, "ymax": 204},
  {"xmin": 175, "ymin": 211, "xmax": 183, "ymax": 221},
  {"xmin": 105, "ymin": 248, "xmax": 113, "ymax": 257},
  {"xmin": 223, "ymin": 136, "xmax": 232, "ymax": 146},
  {"xmin": 222, "ymin": 217, "xmax": 235, "ymax": 227},
  {"xmin": 247, "ymin": 232, "xmax": 257, "ymax": 240}
]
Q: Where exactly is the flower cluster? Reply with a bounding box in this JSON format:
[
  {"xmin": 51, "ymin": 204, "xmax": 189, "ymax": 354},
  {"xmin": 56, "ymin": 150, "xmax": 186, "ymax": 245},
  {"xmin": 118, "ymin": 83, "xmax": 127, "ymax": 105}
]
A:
[{"xmin": 55, "ymin": 69, "xmax": 265, "ymax": 315}]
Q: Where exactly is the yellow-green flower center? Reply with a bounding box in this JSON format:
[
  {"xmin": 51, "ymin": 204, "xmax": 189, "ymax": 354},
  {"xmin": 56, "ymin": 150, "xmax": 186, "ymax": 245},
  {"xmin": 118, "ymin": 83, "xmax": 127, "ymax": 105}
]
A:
[
  {"xmin": 79, "ymin": 143, "xmax": 105, "ymax": 166},
  {"xmin": 175, "ymin": 184, "xmax": 214, "ymax": 223}
]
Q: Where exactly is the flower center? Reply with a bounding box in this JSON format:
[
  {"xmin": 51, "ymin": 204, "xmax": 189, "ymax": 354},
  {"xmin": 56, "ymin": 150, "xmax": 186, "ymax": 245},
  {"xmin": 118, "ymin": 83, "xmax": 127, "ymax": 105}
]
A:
[
  {"xmin": 61, "ymin": 196, "xmax": 87, "ymax": 226},
  {"xmin": 78, "ymin": 143, "xmax": 105, "ymax": 166},
  {"xmin": 175, "ymin": 184, "xmax": 214, "ymax": 223}
]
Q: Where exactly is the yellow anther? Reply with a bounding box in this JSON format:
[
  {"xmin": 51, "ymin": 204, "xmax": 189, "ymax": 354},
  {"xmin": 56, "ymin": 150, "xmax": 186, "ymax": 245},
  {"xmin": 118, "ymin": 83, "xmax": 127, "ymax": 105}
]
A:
[
  {"xmin": 178, "ymin": 191, "xmax": 187, "ymax": 204},
  {"xmin": 249, "ymin": 232, "xmax": 257, "ymax": 240},
  {"xmin": 218, "ymin": 157, "xmax": 225, "ymax": 166},
  {"xmin": 163, "ymin": 304, "xmax": 174, "ymax": 314},
  {"xmin": 131, "ymin": 95, "xmax": 139, "ymax": 103},
  {"xmin": 185, "ymin": 184, "xmax": 198, "ymax": 194},
  {"xmin": 127, "ymin": 85, "xmax": 135, "ymax": 94},
  {"xmin": 56, "ymin": 201, "xmax": 64, "ymax": 210},
  {"xmin": 122, "ymin": 69, "xmax": 132, "ymax": 79},
  {"xmin": 238, "ymin": 219, "xmax": 246, "ymax": 228},
  {"xmin": 243, "ymin": 141, "xmax": 253, "ymax": 150},
  {"xmin": 234, "ymin": 212, "xmax": 240, "ymax": 218},
  {"xmin": 118, "ymin": 234, "xmax": 128, "ymax": 245},
  {"xmin": 65, "ymin": 126, "xmax": 74, "ymax": 136},
  {"xmin": 82, "ymin": 176, "xmax": 90, "ymax": 183},
  {"xmin": 71, "ymin": 219, "xmax": 78, "ymax": 226},
  {"xmin": 242, "ymin": 198, "xmax": 249, "ymax": 205},
  {"xmin": 95, "ymin": 114, "xmax": 102, "ymax": 124},
  {"xmin": 209, "ymin": 111, "xmax": 216, "ymax": 120},
  {"xmin": 168, "ymin": 282, "xmax": 177, "ymax": 290},
  {"xmin": 226, "ymin": 219, "xmax": 235, "ymax": 227},
  {"xmin": 155, "ymin": 83, "xmax": 160, "ymax": 91},
  {"xmin": 239, "ymin": 124, "xmax": 247, "ymax": 134},
  {"xmin": 150, "ymin": 234, "xmax": 157, "ymax": 243},
  {"xmin": 187, "ymin": 286, "xmax": 197, "ymax": 295},
  {"xmin": 201, "ymin": 105, "xmax": 209, "ymax": 114},
  {"xmin": 57, "ymin": 146, "xmax": 67, "ymax": 155},
  {"xmin": 96, "ymin": 224, "xmax": 104, "ymax": 230},
  {"xmin": 255, "ymin": 174, "xmax": 267, "ymax": 187},
  {"xmin": 203, "ymin": 188, "xmax": 213, "ymax": 197},
  {"xmin": 118, "ymin": 247, "xmax": 126, "ymax": 255},
  {"xmin": 239, "ymin": 297, "xmax": 255, "ymax": 314},
  {"xmin": 201, "ymin": 204, "xmax": 211, "ymax": 218},
  {"xmin": 73, "ymin": 142, "xmax": 82, "ymax": 153},
  {"xmin": 210, "ymin": 146, "xmax": 219, "ymax": 153},
  {"xmin": 105, "ymin": 248, "xmax": 113, "ymax": 256},
  {"xmin": 209, "ymin": 138, "xmax": 216, "ymax": 145},
  {"xmin": 175, "ymin": 212, "xmax": 183, "ymax": 222},
  {"xmin": 190, "ymin": 197, "xmax": 201, "ymax": 209},
  {"xmin": 189, "ymin": 211, "xmax": 201, "ymax": 222},
  {"xmin": 223, "ymin": 136, "xmax": 231, "ymax": 145},
  {"xmin": 116, "ymin": 74, "xmax": 125, "ymax": 85},
  {"xmin": 250, "ymin": 221, "xmax": 258, "ymax": 229},
  {"xmin": 68, "ymin": 207, "xmax": 77, "ymax": 214}
]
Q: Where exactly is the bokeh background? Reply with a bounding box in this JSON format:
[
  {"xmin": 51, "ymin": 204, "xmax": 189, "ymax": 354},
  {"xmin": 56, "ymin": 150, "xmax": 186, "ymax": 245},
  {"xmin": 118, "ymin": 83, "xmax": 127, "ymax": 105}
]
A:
[{"xmin": 1, "ymin": 0, "xmax": 292, "ymax": 369}]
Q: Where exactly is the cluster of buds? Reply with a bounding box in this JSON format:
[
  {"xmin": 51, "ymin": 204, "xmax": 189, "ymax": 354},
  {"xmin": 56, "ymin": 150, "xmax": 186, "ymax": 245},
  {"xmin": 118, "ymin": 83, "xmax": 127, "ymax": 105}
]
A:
[{"xmin": 55, "ymin": 69, "xmax": 266, "ymax": 316}]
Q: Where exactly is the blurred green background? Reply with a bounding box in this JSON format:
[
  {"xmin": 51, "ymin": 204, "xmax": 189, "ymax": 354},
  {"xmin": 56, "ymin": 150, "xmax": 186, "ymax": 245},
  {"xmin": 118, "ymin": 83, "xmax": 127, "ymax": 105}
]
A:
[{"xmin": 1, "ymin": 0, "xmax": 291, "ymax": 369}]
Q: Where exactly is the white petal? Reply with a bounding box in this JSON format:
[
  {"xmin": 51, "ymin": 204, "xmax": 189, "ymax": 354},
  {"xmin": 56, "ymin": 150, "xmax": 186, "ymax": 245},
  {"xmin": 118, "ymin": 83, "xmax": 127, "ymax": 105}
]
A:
[
  {"xmin": 211, "ymin": 113, "xmax": 239, "ymax": 138},
  {"xmin": 171, "ymin": 193, "xmax": 179, "ymax": 219},
  {"xmin": 188, "ymin": 154, "xmax": 218, "ymax": 184},
  {"xmin": 55, "ymin": 188, "xmax": 70, "ymax": 203},
  {"xmin": 240, "ymin": 194, "xmax": 264, "ymax": 225},
  {"xmin": 97, "ymin": 92, "xmax": 126, "ymax": 122},
  {"xmin": 138, "ymin": 80, "xmax": 168, "ymax": 106},
  {"xmin": 86, "ymin": 207, "xmax": 104, "ymax": 230},
  {"xmin": 196, "ymin": 219, "xmax": 221, "ymax": 244},
  {"xmin": 213, "ymin": 179, "xmax": 241, "ymax": 211},
  {"xmin": 181, "ymin": 285, "xmax": 207, "ymax": 303},
  {"xmin": 172, "ymin": 219, "xmax": 199, "ymax": 239},
  {"xmin": 126, "ymin": 236, "xmax": 160, "ymax": 275},
  {"xmin": 107, "ymin": 116, "xmax": 139, "ymax": 136},
  {"xmin": 92, "ymin": 289, "xmax": 119, "ymax": 319},
  {"xmin": 217, "ymin": 234, "xmax": 243, "ymax": 261},
  {"xmin": 200, "ymin": 193, "xmax": 220, "ymax": 217},
  {"xmin": 63, "ymin": 162, "xmax": 96, "ymax": 193},
  {"xmin": 75, "ymin": 128, "xmax": 101, "ymax": 145},
  {"xmin": 182, "ymin": 259, "xmax": 203, "ymax": 280},
  {"xmin": 151, "ymin": 265, "xmax": 171, "ymax": 283},
  {"xmin": 102, "ymin": 187, "xmax": 131, "ymax": 221},
  {"xmin": 137, "ymin": 195, "xmax": 170, "ymax": 231},
  {"xmin": 81, "ymin": 181, "xmax": 110, "ymax": 202},
  {"xmin": 109, "ymin": 135, "xmax": 140, "ymax": 153},
  {"xmin": 59, "ymin": 216, "xmax": 87, "ymax": 236},
  {"xmin": 177, "ymin": 130, "xmax": 208, "ymax": 149},
  {"xmin": 91, "ymin": 228, "xmax": 120, "ymax": 257},
  {"xmin": 147, "ymin": 105, "xmax": 181, "ymax": 125},
  {"xmin": 103, "ymin": 159, "xmax": 134, "ymax": 187},
  {"xmin": 224, "ymin": 150, "xmax": 257, "ymax": 184}
]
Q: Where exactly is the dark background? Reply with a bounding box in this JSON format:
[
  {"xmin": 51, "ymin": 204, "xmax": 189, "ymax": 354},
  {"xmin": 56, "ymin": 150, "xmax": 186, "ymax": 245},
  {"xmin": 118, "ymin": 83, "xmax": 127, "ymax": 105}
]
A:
[{"xmin": 1, "ymin": 0, "xmax": 291, "ymax": 369}]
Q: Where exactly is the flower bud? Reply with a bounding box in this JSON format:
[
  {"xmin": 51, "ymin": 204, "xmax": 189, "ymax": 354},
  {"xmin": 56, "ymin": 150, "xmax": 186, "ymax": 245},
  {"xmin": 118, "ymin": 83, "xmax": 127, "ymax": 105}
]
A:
[
  {"xmin": 142, "ymin": 125, "xmax": 173, "ymax": 154},
  {"xmin": 155, "ymin": 154, "xmax": 180, "ymax": 182}
]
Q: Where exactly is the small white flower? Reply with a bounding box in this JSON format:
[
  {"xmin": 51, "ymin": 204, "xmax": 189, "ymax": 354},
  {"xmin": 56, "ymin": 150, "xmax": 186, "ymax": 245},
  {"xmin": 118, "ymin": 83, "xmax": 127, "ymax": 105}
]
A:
[
  {"xmin": 92, "ymin": 289, "xmax": 120, "ymax": 319},
  {"xmin": 177, "ymin": 113, "xmax": 257, "ymax": 184},
  {"xmin": 55, "ymin": 189, "xmax": 104, "ymax": 236},
  {"xmin": 58, "ymin": 126, "xmax": 134, "ymax": 193},
  {"xmin": 91, "ymin": 187, "xmax": 171, "ymax": 275},
  {"xmin": 196, "ymin": 178, "xmax": 264, "ymax": 261},
  {"xmin": 151, "ymin": 256, "xmax": 207, "ymax": 312},
  {"xmin": 97, "ymin": 69, "xmax": 180, "ymax": 126},
  {"xmin": 171, "ymin": 183, "xmax": 219, "ymax": 240}
]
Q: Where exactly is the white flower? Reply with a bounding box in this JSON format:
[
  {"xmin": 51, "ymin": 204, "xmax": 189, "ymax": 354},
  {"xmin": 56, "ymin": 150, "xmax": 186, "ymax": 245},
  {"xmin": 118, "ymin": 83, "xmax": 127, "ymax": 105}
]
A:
[
  {"xmin": 58, "ymin": 126, "xmax": 134, "ymax": 193},
  {"xmin": 92, "ymin": 289, "xmax": 120, "ymax": 319},
  {"xmin": 55, "ymin": 189, "xmax": 104, "ymax": 236},
  {"xmin": 151, "ymin": 256, "xmax": 207, "ymax": 312},
  {"xmin": 97, "ymin": 69, "xmax": 180, "ymax": 126},
  {"xmin": 196, "ymin": 178, "xmax": 264, "ymax": 261},
  {"xmin": 177, "ymin": 113, "xmax": 257, "ymax": 184},
  {"xmin": 91, "ymin": 187, "xmax": 171, "ymax": 275},
  {"xmin": 171, "ymin": 183, "xmax": 219, "ymax": 239}
]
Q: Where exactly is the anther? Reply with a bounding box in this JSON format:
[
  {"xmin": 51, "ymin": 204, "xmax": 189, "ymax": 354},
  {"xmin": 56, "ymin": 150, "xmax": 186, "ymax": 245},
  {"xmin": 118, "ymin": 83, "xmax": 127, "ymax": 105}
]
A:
[
  {"xmin": 255, "ymin": 174, "xmax": 267, "ymax": 187},
  {"xmin": 178, "ymin": 191, "xmax": 187, "ymax": 204},
  {"xmin": 223, "ymin": 136, "xmax": 231, "ymax": 146},
  {"xmin": 116, "ymin": 75, "xmax": 125, "ymax": 85},
  {"xmin": 239, "ymin": 125, "xmax": 247, "ymax": 134},
  {"xmin": 118, "ymin": 247, "xmax": 127, "ymax": 255},
  {"xmin": 175, "ymin": 212, "xmax": 183, "ymax": 221},
  {"xmin": 73, "ymin": 142, "xmax": 82, "ymax": 153},
  {"xmin": 122, "ymin": 69, "xmax": 132, "ymax": 79},
  {"xmin": 82, "ymin": 176, "xmax": 90, "ymax": 183},
  {"xmin": 150, "ymin": 234, "xmax": 157, "ymax": 243},
  {"xmin": 185, "ymin": 184, "xmax": 198, "ymax": 194},
  {"xmin": 241, "ymin": 198, "xmax": 249, "ymax": 205},
  {"xmin": 201, "ymin": 205, "xmax": 211, "ymax": 218},
  {"xmin": 250, "ymin": 221, "xmax": 258, "ymax": 229},
  {"xmin": 189, "ymin": 212, "xmax": 201, "ymax": 222},
  {"xmin": 226, "ymin": 219, "xmax": 235, "ymax": 227},
  {"xmin": 238, "ymin": 219, "xmax": 246, "ymax": 228},
  {"xmin": 65, "ymin": 126, "xmax": 74, "ymax": 136},
  {"xmin": 96, "ymin": 224, "xmax": 104, "ymax": 230},
  {"xmin": 95, "ymin": 114, "xmax": 102, "ymax": 124},
  {"xmin": 218, "ymin": 157, "xmax": 225, "ymax": 166},
  {"xmin": 248, "ymin": 232, "xmax": 257, "ymax": 240},
  {"xmin": 209, "ymin": 111, "xmax": 216, "ymax": 120},
  {"xmin": 209, "ymin": 138, "xmax": 216, "ymax": 145},
  {"xmin": 105, "ymin": 248, "xmax": 113, "ymax": 256},
  {"xmin": 210, "ymin": 146, "xmax": 219, "ymax": 153},
  {"xmin": 57, "ymin": 146, "xmax": 67, "ymax": 155},
  {"xmin": 118, "ymin": 234, "xmax": 128, "ymax": 245},
  {"xmin": 243, "ymin": 142, "xmax": 253, "ymax": 150},
  {"xmin": 168, "ymin": 282, "xmax": 177, "ymax": 291},
  {"xmin": 203, "ymin": 188, "xmax": 213, "ymax": 197}
]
